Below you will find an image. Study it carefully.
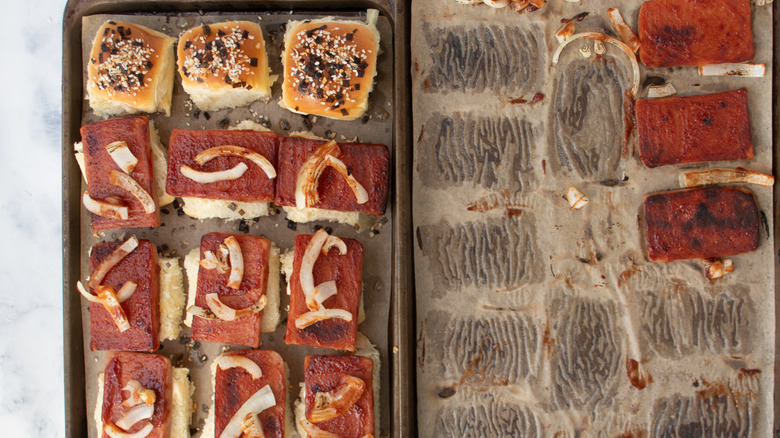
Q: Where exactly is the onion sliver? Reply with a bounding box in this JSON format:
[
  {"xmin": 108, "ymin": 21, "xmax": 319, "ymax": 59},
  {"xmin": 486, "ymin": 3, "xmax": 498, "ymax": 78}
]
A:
[
  {"xmin": 181, "ymin": 162, "xmax": 248, "ymax": 184},
  {"xmin": 109, "ymin": 170, "xmax": 156, "ymax": 214},
  {"xmin": 217, "ymin": 354, "xmax": 263, "ymax": 379},
  {"xmin": 74, "ymin": 142, "xmax": 88, "ymax": 183},
  {"xmin": 77, "ymin": 281, "xmax": 101, "ymax": 303},
  {"xmin": 83, "ymin": 192, "xmax": 129, "ymax": 220},
  {"xmin": 680, "ymin": 168, "xmax": 774, "ymax": 188},
  {"xmin": 698, "ymin": 63, "xmax": 765, "ymax": 77},
  {"xmin": 201, "ymin": 293, "xmax": 267, "ymax": 321},
  {"xmin": 299, "ymin": 419, "xmax": 341, "ymax": 438},
  {"xmin": 239, "ymin": 413, "xmax": 265, "ymax": 438},
  {"xmin": 300, "ymin": 229, "xmax": 331, "ymax": 307},
  {"xmin": 322, "ymin": 236, "xmax": 347, "ymax": 256},
  {"xmin": 122, "ymin": 380, "xmax": 156, "ymax": 407},
  {"xmin": 295, "ymin": 308, "xmax": 353, "ymax": 329},
  {"xmin": 195, "ymin": 145, "xmax": 276, "ymax": 179},
  {"xmin": 105, "ymin": 141, "xmax": 138, "ymax": 174},
  {"xmin": 564, "ymin": 186, "xmax": 589, "ymax": 210},
  {"xmin": 309, "ymin": 374, "xmax": 366, "ymax": 423},
  {"xmin": 115, "ymin": 281, "xmax": 138, "ymax": 303},
  {"xmin": 89, "ymin": 236, "xmax": 139, "ymax": 288},
  {"xmin": 310, "ymin": 281, "xmax": 338, "ymax": 311},
  {"xmin": 219, "ymin": 385, "xmax": 276, "ymax": 438},
  {"xmin": 323, "ymin": 155, "xmax": 369, "ymax": 205},
  {"xmin": 97, "ymin": 286, "xmax": 131, "ymax": 332},
  {"xmin": 553, "ymin": 32, "xmax": 640, "ymax": 97},
  {"xmin": 295, "ymin": 140, "xmax": 341, "ymax": 209},
  {"xmin": 647, "ymin": 83, "xmax": 677, "ymax": 99},
  {"xmin": 115, "ymin": 403, "xmax": 155, "ymax": 430},
  {"xmin": 607, "ymin": 8, "xmax": 640, "ymax": 52},
  {"xmin": 105, "ymin": 422, "xmax": 153, "ymax": 438},
  {"xmin": 224, "ymin": 236, "xmax": 244, "ymax": 290}
]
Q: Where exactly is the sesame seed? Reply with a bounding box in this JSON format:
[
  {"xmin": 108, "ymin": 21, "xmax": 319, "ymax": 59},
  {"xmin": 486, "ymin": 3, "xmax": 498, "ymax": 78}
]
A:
[{"xmin": 92, "ymin": 24, "xmax": 155, "ymax": 96}]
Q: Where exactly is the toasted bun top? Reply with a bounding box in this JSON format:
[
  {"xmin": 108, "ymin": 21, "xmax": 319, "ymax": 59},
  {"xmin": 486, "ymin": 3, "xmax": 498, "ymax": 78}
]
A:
[
  {"xmin": 282, "ymin": 13, "xmax": 380, "ymax": 120},
  {"xmin": 87, "ymin": 21, "xmax": 174, "ymax": 102},
  {"xmin": 177, "ymin": 21, "xmax": 271, "ymax": 91}
]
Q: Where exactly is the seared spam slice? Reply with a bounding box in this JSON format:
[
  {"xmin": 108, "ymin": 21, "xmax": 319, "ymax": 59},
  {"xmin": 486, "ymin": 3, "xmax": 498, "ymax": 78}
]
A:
[
  {"xmin": 100, "ymin": 352, "xmax": 173, "ymax": 438},
  {"xmin": 90, "ymin": 239, "xmax": 160, "ymax": 351},
  {"xmin": 637, "ymin": 89, "xmax": 753, "ymax": 168},
  {"xmin": 166, "ymin": 129, "xmax": 278, "ymax": 202},
  {"xmin": 644, "ymin": 187, "xmax": 759, "ymax": 262},
  {"xmin": 302, "ymin": 355, "xmax": 374, "ymax": 437},
  {"xmin": 191, "ymin": 232, "xmax": 271, "ymax": 348},
  {"xmin": 81, "ymin": 116, "xmax": 160, "ymax": 231},
  {"xmin": 285, "ymin": 233, "xmax": 363, "ymax": 352},
  {"xmin": 275, "ymin": 137, "xmax": 389, "ymax": 215},
  {"xmin": 214, "ymin": 350, "xmax": 287, "ymax": 438},
  {"xmin": 638, "ymin": 0, "xmax": 754, "ymax": 68}
]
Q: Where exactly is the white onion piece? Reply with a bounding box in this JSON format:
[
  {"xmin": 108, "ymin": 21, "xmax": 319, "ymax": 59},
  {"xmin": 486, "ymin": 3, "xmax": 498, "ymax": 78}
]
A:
[
  {"xmin": 607, "ymin": 8, "xmax": 640, "ymax": 52},
  {"xmin": 553, "ymin": 32, "xmax": 640, "ymax": 97},
  {"xmin": 299, "ymin": 419, "xmax": 341, "ymax": 438},
  {"xmin": 564, "ymin": 186, "xmax": 589, "ymax": 210},
  {"xmin": 309, "ymin": 374, "xmax": 366, "ymax": 423},
  {"xmin": 323, "ymin": 155, "xmax": 369, "ymax": 205},
  {"xmin": 105, "ymin": 141, "xmax": 138, "ymax": 174},
  {"xmin": 115, "ymin": 281, "xmax": 138, "ymax": 303},
  {"xmin": 105, "ymin": 422, "xmax": 153, "ymax": 438},
  {"xmin": 295, "ymin": 141, "xmax": 341, "ymax": 209},
  {"xmin": 200, "ymin": 247, "xmax": 230, "ymax": 273},
  {"xmin": 74, "ymin": 142, "xmax": 88, "ymax": 183},
  {"xmin": 77, "ymin": 281, "xmax": 101, "ymax": 303},
  {"xmin": 698, "ymin": 63, "xmax": 765, "ymax": 77},
  {"xmin": 194, "ymin": 145, "xmax": 276, "ymax": 179},
  {"xmin": 83, "ymin": 192, "xmax": 129, "ymax": 220},
  {"xmin": 97, "ymin": 286, "xmax": 131, "ymax": 332},
  {"xmin": 647, "ymin": 83, "xmax": 677, "ymax": 98},
  {"xmin": 555, "ymin": 21, "xmax": 575, "ymax": 44},
  {"xmin": 322, "ymin": 236, "xmax": 347, "ymax": 256},
  {"xmin": 484, "ymin": 0, "xmax": 509, "ymax": 7},
  {"xmin": 239, "ymin": 413, "xmax": 265, "ymax": 438},
  {"xmin": 181, "ymin": 163, "xmax": 249, "ymax": 184},
  {"xmin": 115, "ymin": 403, "xmax": 155, "ymax": 430},
  {"xmin": 197, "ymin": 293, "xmax": 267, "ymax": 321},
  {"xmin": 680, "ymin": 168, "xmax": 774, "ymax": 188},
  {"xmin": 88, "ymin": 236, "xmax": 139, "ymax": 288},
  {"xmin": 109, "ymin": 170, "xmax": 156, "ymax": 214},
  {"xmin": 300, "ymin": 229, "xmax": 331, "ymax": 307},
  {"xmin": 122, "ymin": 380, "xmax": 156, "ymax": 407},
  {"xmin": 310, "ymin": 281, "xmax": 338, "ymax": 311},
  {"xmin": 295, "ymin": 308, "xmax": 354, "ymax": 329},
  {"xmin": 706, "ymin": 259, "xmax": 734, "ymax": 280},
  {"xmin": 219, "ymin": 385, "xmax": 276, "ymax": 438},
  {"xmin": 224, "ymin": 236, "xmax": 244, "ymax": 290},
  {"xmin": 217, "ymin": 354, "xmax": 263, "ymax": 379}
]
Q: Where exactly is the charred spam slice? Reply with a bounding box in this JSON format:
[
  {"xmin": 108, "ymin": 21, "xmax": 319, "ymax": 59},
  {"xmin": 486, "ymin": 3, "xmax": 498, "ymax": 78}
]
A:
[
  {"xmin": 275, "ymin": 137, "xmax": 389, "ymax": 215},
  {"xmin": 81, "ymin": 116, "xmax": 160, "ymax": 231},
  {"xmin": 191, "ymin": 232, "xmax": 270, "ymax": 348},
  {"xmin": 285, "ymin": 233, "xmax": 363, "ymax": 352},
  {"xmin": 638, "ymin": 0, "xmax": 754, "ymax": 68},
  {"xmin": 215, "ymin": 350, "xmax": 287, "ymax": 438},
  {"xmin": 166, "ymin": 129, "xmax": 278, "ymax": 202},
  {"xmin": 101, "ymin": 352, "xmax": 172, "ymax": 438},
  {"xmin": 303, "ymin": 355, "xmax": 374, "ymax": 437},
  {"xmin": 644, "ymin": 187, "xmax": 759, "ymax": 262},
  {"xmin": 90, "ymin": 239, "xmax": 160, "ymax": 351},
  {"xmin": 636, "ymin": 89, "xmax": 753, "ymax": 168}
]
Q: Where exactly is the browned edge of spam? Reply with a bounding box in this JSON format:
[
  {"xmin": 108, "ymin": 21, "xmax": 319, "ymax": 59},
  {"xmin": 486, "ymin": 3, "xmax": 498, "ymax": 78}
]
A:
[
  {"xmin": 60, "ymin": 1, "xmax": 416, "ymax": 437},
  {"xmin": 774, "ymin": 0, "xmax": 780, "ymax": 433}
]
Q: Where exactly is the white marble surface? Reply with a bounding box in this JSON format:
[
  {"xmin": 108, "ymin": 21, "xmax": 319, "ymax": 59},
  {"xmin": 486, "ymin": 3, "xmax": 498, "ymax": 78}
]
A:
[{"xmin": 0, "ymin": 0, "xmax": 66, "ymax": 436}]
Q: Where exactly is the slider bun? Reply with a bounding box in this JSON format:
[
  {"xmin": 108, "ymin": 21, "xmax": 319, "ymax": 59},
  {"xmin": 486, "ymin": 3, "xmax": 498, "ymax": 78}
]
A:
[
  {"xmin": 281, "ymin": 10, "xmax": 380, "ymax": 120},
  {"xmin": 87, "ymin": 21, "xmax": 176, "ymax": 117},
  {"xmin": 177, "ymin": 21, "xmax": 274, "ymax": 111}
]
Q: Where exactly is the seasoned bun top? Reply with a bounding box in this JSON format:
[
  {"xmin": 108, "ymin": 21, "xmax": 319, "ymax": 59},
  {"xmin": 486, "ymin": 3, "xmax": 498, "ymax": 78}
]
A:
[
  {"xmin": 281, "ymin": 11, "xmax": 380, "ymax": 120},
  {"xmin": 87, "ymin": 21, "xmax": 174, "ymax": 108},
  {"xmin": 177, "ymin": 21, "xmax": 271, "ymax": 93}
]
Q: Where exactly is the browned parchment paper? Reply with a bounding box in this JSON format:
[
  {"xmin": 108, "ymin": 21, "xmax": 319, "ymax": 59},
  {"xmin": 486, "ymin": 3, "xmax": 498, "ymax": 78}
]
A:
[
  {"xmin": 412, "ymin": 1, "xmax": 774, "ymax": 436},
  {"xmin": 79, "ymin": 11, "xmax": 394, "ymax": 438}
]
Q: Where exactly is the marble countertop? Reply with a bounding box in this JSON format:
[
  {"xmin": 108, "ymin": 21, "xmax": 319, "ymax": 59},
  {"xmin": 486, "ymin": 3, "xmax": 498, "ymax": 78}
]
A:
[{"xmin": 0, "ymin": 0, "xmax": 67, "ymax": 436}]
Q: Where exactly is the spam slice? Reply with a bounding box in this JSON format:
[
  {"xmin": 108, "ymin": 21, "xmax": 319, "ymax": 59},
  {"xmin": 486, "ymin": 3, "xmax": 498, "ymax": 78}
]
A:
[
  {"xmin": 638, "ymin": 0, "xmax": 754, "ymax": 68},
  {"xmin": 89, "ymin": 239, "xmax": 161, "ymax": 351},
  {"xmin": 166, "ymin": 129, "xmax": 278, "ymax": 219},
  {"xmin": 299, "ymin": 355, "xmax": 374, "ymax": 437},
  {"xmin": 212, "ymin": 350, "xmax": 288, "ymax": 438},
  {"xmin": 284, "ymin": 230, "xmax": 364, "ymax": 352},
  {"xmin": 275, "ymin": 137, "xmax": 389, "ymax": 223},
  {"xmin": 189, "ymin": 232, "xmax": 272, "ymax": 348},
  {"xmin": 97, "ymin": 352, "xmax": 174, "ymax": 438},
  {"xmin": 636, "ymin": 89, "xmax": 753, "ymax": 168},
  {"xmin": 80, "ymin": 116, "xmax": 161, "ymax": 231},
  {"xmin": 644, "ymin": 186, "xmax": 759, "ymax": 262}
]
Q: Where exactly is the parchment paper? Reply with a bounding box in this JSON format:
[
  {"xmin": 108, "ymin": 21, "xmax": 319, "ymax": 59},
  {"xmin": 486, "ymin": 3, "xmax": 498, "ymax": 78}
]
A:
[
  {"xmin": 79, "ymin": 11, "xmax": 394, "ymax": 438},
  {"xmin": 412, "ymin": 1, "xmax": 774, "ymax": 436}
]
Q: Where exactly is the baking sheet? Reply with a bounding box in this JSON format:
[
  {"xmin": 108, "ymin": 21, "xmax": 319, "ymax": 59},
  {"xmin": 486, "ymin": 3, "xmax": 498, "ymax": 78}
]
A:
[
  {"xmin": 76, "ymin": 10, "xmax": 394, "ymax": 437},
  {"xmin": 411, "ymin": 1, "xmax": 775, "ymax": 436}
]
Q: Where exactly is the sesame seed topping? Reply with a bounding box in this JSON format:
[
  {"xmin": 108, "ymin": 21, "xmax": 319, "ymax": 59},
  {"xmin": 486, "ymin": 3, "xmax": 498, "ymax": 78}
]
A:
[
  {"xmin": 92, "ymin": 23, "xmax": 155, "ymax": 96},
  {"xmin": 182, "ymin": 24, "xmax": 257, "ymax": 88}
]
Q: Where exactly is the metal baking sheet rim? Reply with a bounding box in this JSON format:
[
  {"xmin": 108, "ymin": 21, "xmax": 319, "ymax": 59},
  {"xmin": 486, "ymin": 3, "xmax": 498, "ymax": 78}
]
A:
[{"xmin": 60, "ymin": 1, "xmax": 415, "ymax": 437}]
